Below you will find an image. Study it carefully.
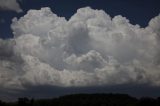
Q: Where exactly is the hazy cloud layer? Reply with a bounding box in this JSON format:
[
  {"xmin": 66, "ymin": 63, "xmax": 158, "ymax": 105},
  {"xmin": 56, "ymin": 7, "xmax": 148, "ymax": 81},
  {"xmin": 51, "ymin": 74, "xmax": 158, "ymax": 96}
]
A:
[
  {"xmin": 0, "ymin": 0, "xmax": 22, "ymax": 12},
  {"xmin": 0, "ymin": 7, "xmax": 160, "ymax": 90}
]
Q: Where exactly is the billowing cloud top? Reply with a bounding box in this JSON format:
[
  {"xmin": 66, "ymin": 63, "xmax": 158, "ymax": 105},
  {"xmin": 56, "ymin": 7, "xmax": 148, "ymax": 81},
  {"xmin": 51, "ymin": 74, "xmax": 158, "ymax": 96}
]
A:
[
  {"xmin": 0, "ymin": 7, "xmax": 160, "ymax": 90},
  {"xmin": 0, "ymin": 0, "xmax": 22, "ymax": 13}
]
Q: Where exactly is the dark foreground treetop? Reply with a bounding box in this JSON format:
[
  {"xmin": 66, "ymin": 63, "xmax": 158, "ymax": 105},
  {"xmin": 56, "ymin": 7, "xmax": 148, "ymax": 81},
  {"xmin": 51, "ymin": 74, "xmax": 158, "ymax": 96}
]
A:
[{"xmin": 0, "ymin": 93, "xmax": 160, "ymax": 106}]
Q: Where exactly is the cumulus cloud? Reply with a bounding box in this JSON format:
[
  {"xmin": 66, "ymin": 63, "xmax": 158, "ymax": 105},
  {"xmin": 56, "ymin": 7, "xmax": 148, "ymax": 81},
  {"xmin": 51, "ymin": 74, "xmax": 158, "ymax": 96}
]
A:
[
  {"xmin": 0, "ymin": 7, "xmax": 160, "ymax": 90},
  {"xmin": 0, "ymin": 0, "xmax": 22, "ymax": 13}
]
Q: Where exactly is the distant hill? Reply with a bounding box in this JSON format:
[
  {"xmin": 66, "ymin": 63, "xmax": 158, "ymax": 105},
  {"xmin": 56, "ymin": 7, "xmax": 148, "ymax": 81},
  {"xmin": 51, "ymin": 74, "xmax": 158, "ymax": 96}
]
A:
[{"xmin": 0, "ymin": 93, "xmax": 160, "ymax": 106}]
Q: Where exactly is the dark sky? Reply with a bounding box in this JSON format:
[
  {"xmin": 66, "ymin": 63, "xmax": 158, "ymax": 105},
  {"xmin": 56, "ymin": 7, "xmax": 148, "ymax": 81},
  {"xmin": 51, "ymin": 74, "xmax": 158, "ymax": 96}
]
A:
[{"xmin": 0, "ymin": 0, "xmax": 160, "ymax": 39}]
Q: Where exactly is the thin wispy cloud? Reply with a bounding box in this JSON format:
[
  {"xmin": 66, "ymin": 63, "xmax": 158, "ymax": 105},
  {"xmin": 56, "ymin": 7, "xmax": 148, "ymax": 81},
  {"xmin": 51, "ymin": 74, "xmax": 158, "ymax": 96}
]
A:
[{"xmin": 0, "ymin": 0, "xmax": 22, "ymax": 13}]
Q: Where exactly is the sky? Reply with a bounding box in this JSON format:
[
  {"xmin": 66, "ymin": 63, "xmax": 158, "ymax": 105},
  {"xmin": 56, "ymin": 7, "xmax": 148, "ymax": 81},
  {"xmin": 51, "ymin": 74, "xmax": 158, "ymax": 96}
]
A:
[{"xmin": 0, "ymin": 0, "xmax": 160, "ymax": 101}]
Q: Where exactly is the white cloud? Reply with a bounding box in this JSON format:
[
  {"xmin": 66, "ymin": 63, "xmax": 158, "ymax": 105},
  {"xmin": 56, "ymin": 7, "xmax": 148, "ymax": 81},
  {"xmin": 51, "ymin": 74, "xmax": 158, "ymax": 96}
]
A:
[
  {"xmin": 1, "ymin": 7, "xmax": 160, "ymax": 90},
  {"xmin": 0, "ymin": 0, "xmax": 22, "ymax": 13}
]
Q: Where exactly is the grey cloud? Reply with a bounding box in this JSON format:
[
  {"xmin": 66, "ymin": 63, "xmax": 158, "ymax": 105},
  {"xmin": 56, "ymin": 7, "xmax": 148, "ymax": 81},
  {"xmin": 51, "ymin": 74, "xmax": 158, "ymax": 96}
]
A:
[
  {"xmin": 0, "ymin": 7, "xmax": 160, "ymax": 90},
  {"xmin": 0, "ymin": 0, "xmax": 22, "ymax": 13}
]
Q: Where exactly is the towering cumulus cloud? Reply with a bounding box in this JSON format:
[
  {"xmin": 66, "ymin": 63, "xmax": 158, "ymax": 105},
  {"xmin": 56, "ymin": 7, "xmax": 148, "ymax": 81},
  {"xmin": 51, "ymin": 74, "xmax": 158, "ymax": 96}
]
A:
[{"xmin": 0, "ymin": 7, "xmax": 160, "ymax": 90}]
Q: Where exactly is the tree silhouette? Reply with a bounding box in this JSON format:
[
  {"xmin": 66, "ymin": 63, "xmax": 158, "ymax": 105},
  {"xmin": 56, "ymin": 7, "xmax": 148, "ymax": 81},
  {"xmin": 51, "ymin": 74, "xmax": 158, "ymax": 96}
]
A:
[{"xmin": 0, "ymin": 93, "xmax": 159, "ymax": 106}]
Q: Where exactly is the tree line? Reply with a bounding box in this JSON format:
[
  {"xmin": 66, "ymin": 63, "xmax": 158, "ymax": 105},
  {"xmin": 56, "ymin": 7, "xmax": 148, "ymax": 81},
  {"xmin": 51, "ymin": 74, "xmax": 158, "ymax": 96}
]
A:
[{"xmin": 0, "ymin": 93, "xmax": 160, "ymax": 106}]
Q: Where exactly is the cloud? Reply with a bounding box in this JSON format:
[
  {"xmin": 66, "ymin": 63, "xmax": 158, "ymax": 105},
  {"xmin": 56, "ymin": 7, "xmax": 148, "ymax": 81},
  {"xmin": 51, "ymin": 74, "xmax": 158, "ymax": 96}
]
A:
[
  {"xmin": 0, "ymin": 0, "xmax": 22, "ymax": 13},
  {"xmin": 0, "ymin": 7, "xmax": 160, "ymax": 90}
]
